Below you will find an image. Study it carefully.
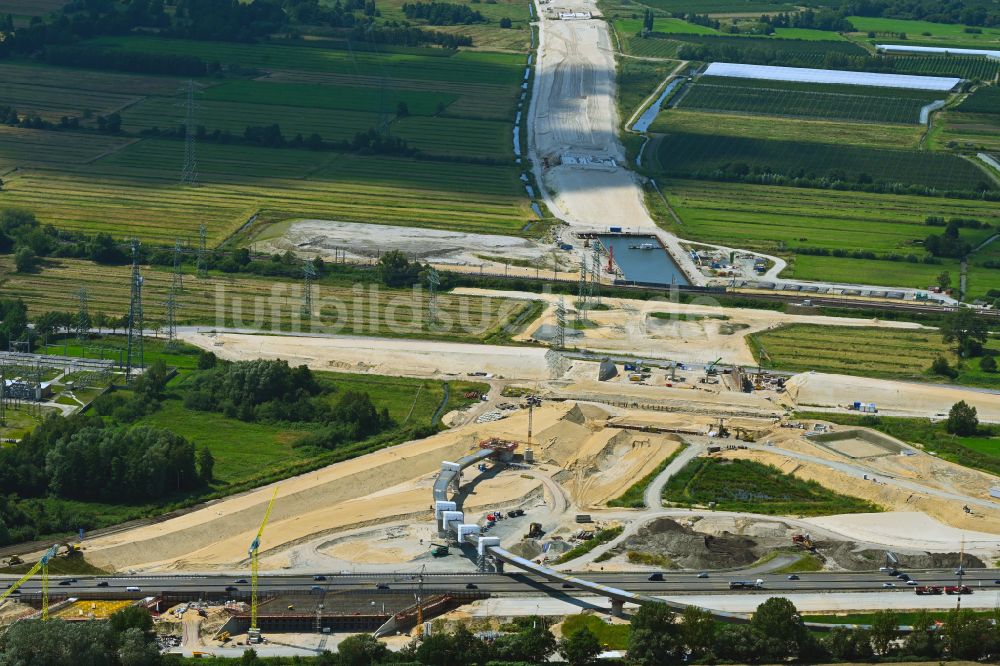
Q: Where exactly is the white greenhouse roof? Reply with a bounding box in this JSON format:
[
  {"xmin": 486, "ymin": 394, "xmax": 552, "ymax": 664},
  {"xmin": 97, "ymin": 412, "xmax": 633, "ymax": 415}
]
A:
[
  {"xmin": 877, "ymin": 44, "xmax": 1000, "ymax": 60},
  {"xmin": 702, "ymin": 62, "xmax": 962, "ymax": 90}
]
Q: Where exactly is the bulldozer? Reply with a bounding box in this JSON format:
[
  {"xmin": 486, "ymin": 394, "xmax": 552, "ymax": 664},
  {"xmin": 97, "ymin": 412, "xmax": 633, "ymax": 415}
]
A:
[{"xmin": 431, "ymin": 544, "xmax": 450, "ymax": 557}]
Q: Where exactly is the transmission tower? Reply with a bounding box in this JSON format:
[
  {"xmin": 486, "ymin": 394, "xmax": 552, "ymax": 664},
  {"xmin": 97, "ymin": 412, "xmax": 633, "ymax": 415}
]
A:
[
  {"xmin": 197, "ymin": 224, "xmax": 208, "ymax": 278},
  {"xmin": 75, "ymin": 287, "xmax": 90, "ymax": 344},
  {"xmin": 427, "ymin": 267, "xmax": 440, "ymax": 326},
  {"xmin": 590, "ymin": 243, "xmax": 602, "ymax": 308},
  {"xmin": 181, "ymin": 79, "xmax": 199, "ymax": 186},
  {"xmin": 301, "ymin": 260, "xmax": 316, "ymax": 319},
  {"xmin": 125, "ymin": 240, "xmax": 144, "ymax": 383},
  {"xmin": 554, "ymin": 297, "xmax": 566, "ymax": 350},
  {"xmin": 0, "ymin": 364, "xmax": 6, "ymax": 425},
  {"xmin": 173, "ymin": 239, "xmax": 184, "ymax": 292},
  {"xmin": 576, "ymin": 253, "xmax": 589, "ymax": 325}
]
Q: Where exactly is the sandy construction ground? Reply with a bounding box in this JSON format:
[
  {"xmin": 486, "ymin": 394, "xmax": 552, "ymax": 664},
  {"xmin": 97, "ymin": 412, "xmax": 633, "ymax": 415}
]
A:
[
  {"xmin": 787, "ymin": 372, "xmax": 1000, "ymax": 422},
  {"xmin": 252, "ymin": 220, "xmax": 574, "ymax": 272},
  {"xmin": 179, "ymin": 331, "xmax": 555, "ymax": 380},
  {"xmin": 453, "ymin": 288, "xmax": 930, "ymax": 366},
  {"xmin": 804, "ymin": 512, "xmax": 1000, "ymax": 552},
  {"xmin": 77, "ymin": 402, "xmax": 678, "ymax": 571}
]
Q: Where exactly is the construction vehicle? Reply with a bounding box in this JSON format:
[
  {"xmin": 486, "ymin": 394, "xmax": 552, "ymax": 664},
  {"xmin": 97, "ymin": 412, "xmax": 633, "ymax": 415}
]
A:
[
  {"xmin": 791, "ymin": 534, "xmax": 815, "ymax": 551},
  {"xmin": 914, "ymin": 586, "xmax": 943, "ymax": 595},
  {"xmin": 945, "ymin": 585, "xmax": 972, "ymax": 595},
  {"xmin": 729, "ymin": 579, "xmax": 764, "ymax": 590},
  {"xmin": 0, "ymin": 544, "xmax": 59, "ymax": 620},
  {"xmin": 218, "ymin": 631, "xmax": 231, "ymax": 643},
  {"xmin": 705, "ymin": 358, "xmax": 722, "ymax": 377},
  {"xmin": 431, "ymin": 544, "xmax": 449, "ymax": 557},
  {"xmin": 734, "ymin": 427, "xmax": 758, "ymax": 442},
  {"xmin": 247, "ymin": 487, "xmax": 279, "ymax": 645},
  {"xmin": 525, "ymin": 522, "xmax": 543, "ymax": 539}
]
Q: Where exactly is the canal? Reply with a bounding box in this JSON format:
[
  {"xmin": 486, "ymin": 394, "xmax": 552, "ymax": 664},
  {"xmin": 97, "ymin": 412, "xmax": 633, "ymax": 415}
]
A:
[{"xmin": 596, "ymin": 235, "xmax": 688, "ymax": 286}]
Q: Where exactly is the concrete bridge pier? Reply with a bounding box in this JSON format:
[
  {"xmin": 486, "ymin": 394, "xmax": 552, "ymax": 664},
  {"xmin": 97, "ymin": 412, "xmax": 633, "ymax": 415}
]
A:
[{"xmin": 610, "ymin": 599, "xmax": 625, "ymax": 618}]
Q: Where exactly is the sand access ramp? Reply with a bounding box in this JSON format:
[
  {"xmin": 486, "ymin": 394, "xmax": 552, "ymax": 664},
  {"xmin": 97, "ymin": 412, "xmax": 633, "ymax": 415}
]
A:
[
  {"xmin": 786, "ymin": 372, "xmax": 1000, "ymax": 422},
  {"xmin": 179, "ymin": 331, "xmax": 555, "ymax": 380},
  {"xmin": 804, "ymin": 512, "xmax": 1000, "ymax": 553},
  {"xmin": 77, "ymin": 402, "xmax": 679, "ymax": 571}
]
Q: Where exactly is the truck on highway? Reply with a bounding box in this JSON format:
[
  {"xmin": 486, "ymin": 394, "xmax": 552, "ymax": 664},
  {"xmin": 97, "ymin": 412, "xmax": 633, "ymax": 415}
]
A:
[
  {"xmin": 914, "ymin": 585, "xmax": 943, "ymax": 595},
  {"xmin": 729, "ymin": 579, "xmax": 764, "ymax": 590},
  {"xmin": 945, "ymin": 585, "xmax": 972, "ymax": 595}
]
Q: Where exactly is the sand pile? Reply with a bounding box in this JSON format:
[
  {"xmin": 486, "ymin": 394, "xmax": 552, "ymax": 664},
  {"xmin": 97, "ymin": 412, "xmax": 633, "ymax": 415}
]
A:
[{"xmin": 613, "ymin": 517, "xmax": 763, "ymax": 569}]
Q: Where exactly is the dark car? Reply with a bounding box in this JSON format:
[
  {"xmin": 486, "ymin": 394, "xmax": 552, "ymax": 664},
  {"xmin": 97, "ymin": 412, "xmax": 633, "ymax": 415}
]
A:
[
  {"xmin": 696, "ymin": 572, "xmax": 708, "ymax": 579},
  {"xmin": 562, "ymin": 582, "xmax": 574, "ymax": 589},
  {"xmin": 96, "ymin": 581, "xmax": 109, "ymax": 588},
  {"xmin": 58, "ymin": 580, "xmax": 72, "ymax": 586},
  {"xmin": 994, "ymin": 580, "xmax": 1000, "ymax": 585},
  {"xmin": 465, "ymin": 583, "xmax": 478, "ymax": 590},
  {"xmin": 313, "ymin": 575, "xmax": 327, "ymax": 581},
  {"xmin": 234, "ymin": 578, "xmax": 248, "ymax": 584},
  {"xmin": 225, "ymin": 586, "xmax": 239, "ymax": 592},
  {"xmin": 376, "ymin": 583, "xmax": 390, "ymax": 590},
  {"xmin": 897, "ymin": 573, "xmax": 910, "ymax": 581},
  {"xmin": 787, "ymin": 575, "xmax": 800, "ymax": 581},
  {"xmin": 648, "ymin": 573, "xmax": 664, "ymax": 582},
  {"xmin": 311, "ymin": 585, "xmax": 323, "ymax": 592}
]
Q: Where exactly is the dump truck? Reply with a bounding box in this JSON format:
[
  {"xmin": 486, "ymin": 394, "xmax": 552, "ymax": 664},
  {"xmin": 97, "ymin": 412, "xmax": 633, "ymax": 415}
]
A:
[
  {"xmin": 945, "ymin": 585, "xmax": 972, "ymax": 595},
  {"xmin": 914, "ymin": 586, "xmax": 943, "ymax": 595},
  {"xmin": 791, "ymin": 534, "xmax": 815, "ymax": 551},
  {"xmin": 729, "ymin": 579, "xmax": 764, "ymax": 590}
]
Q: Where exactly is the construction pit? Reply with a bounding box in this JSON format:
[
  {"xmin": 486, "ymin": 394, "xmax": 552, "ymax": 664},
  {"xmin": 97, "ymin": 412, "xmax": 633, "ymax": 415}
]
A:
[{"xmin": 57, "ymin": 399, "xmax": 1000, "ymax": 580}]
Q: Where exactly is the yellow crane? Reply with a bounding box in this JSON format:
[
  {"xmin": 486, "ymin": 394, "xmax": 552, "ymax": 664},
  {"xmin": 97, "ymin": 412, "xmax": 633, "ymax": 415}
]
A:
[
  {"xmin": 248, "ymin": 487, "xmax": 278, "ymax": 644},
  {"xmin": 0, "ymin": 544, "xmax": 59, "ymax": 620}
]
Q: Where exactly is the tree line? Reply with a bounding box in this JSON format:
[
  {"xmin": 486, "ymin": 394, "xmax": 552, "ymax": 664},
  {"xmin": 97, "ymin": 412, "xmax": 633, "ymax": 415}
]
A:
[{"xmin": 402, "ymin": 1, "xmax": 486, "ymax": 25}]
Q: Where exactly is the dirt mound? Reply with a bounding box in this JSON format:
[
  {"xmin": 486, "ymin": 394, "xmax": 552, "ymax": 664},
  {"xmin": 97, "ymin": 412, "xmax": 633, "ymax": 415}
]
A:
[
  {"xmin": 821, "ymin": 542, "xmax": 984, "ymax": 571},
  {"xmin": 614, "ymin": 517, "xmax": 762, "ymax": 569}
]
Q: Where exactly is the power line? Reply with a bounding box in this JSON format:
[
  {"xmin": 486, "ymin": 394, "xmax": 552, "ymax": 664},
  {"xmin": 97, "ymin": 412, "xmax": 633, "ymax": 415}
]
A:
[
  {"xmin": 554, "ymin": 297, "xmax": 566, "ymax": 350},
  {"xmin": 181, "ymin": 80, "xmax": 199, "ymax": 186},
  {"xmin": 75, "ymin": 287, "xmax": 89, "ymax": 344},
  {"xmin": 197, "ymin": 224, "xmax": 208, "ymax": 278},
  {"xmin": 301, "ymin": 259, "xmax": 316, "ymax": 319},
  {"xmin": 125, "ymin": 240, "xmax": 144, "ymax": 383}
]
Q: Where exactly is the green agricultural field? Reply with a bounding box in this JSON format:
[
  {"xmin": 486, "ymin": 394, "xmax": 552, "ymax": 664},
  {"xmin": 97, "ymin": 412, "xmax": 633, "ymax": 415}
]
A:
[
  {"xmin": 787, "ymin": 254, "xmax": 970, "ymax": 291},
  {"xmin": 958, "ymin": 85, "xmax": 1000, "ymax": 115},
  {"xmin": 652, "ymin": 109, "xmax": 924, "ymax": 148},
  {"xmin": 619, "ymin": 58, "xmax": 679, "ymax": 125},
  {"xmin": 648, "ymin": 131, "xmax": 995, "ymax": 192},
  {"xmin": 88, "ymin": 36, "xmax": 526, "ymax": 86},
  {"xmin": 661, "ymin": 457, "xmax": 879, "ymax": 515},
  {"xmin": 849, "ymin": 16, "xmax": 1000, "ymax": 49},
  {"xmin": 932, "ymin": 110, "xmax": 1000, "ymax": 153},
  {"xmin": 747, "ymin": 323, "xmax": 1000, "ymax": 385},
  {"xmin": 622, "ymin": 36, "xmax": 683, "ymax": 59},
  {"xmin": 888, "ymin": 53, "xmax": 1000, "ymax": 79},
  {"xmin": 615, "ymin": 17, "xmax": 720, "ymax": 36},
  {"xmin": 659, "ymin": 32, "xmax": 866, "ymax": 55},
  {"xmin": 0, "ymin": 139, "xmax": 531, "ymax": 242},
  {"xmin": 630, "ymin": 0, "xmax": 797, "ymax": 13},
  {"xmin": 203, "ymin": 79, "xmax": 459, "ymax": 116},
  {"xmin": 672, "ymin": 79, "xmax": 942, "ymax": 124},
  {"xmin": 0, "ymin": 126, "xmax": 135, "ymax": 172},
  {"xmin": 0, "ymin": 256, "xmax": 536, "ymax": 343}
]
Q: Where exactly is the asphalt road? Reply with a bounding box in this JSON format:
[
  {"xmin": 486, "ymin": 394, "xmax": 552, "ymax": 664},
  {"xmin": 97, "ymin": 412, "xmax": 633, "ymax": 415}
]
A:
[{"xmin": 5, "ymin": 569, "xmax": 995, "ymax": 598}]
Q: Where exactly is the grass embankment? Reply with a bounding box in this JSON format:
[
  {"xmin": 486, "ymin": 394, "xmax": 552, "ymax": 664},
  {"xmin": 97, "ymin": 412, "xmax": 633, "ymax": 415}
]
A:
[
  {"xmin": 749, "ymin": 323, "xmax": 1000, "ymax": 389},
  {"xmin": 803, "ymin": 610, "xmax": 998, "ymax": 626},
  {"xmin": 796, "ymin": 411, "xmax": 1000, "ymax": 479},
  {"xmin": 561, "ymin": 613, "xmax": 631, "ymax": 650},
  {"xmin": 554, "ymin": 527, "xmax": 625, "ymax": 565},
  {"xmin": 607, "ymin": 442, "xmax": 689, "ymax": 508},
  {"xmin": 661, "ymin": 458, "xmax": 881, "ymax": 516}
]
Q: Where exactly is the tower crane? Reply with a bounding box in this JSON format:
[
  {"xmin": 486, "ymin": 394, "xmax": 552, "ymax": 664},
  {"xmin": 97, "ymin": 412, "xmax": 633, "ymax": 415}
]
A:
[
  {"xmin": 416, "ymin": 564, "xmax": 426, "ymax": 629},
  {"xmin": 0, "ymin": 545, "xmax": 59, "ymax": 620},
  {"xmin": 248, "ymin": 487, "xmax": 278, "ymax": 644}
]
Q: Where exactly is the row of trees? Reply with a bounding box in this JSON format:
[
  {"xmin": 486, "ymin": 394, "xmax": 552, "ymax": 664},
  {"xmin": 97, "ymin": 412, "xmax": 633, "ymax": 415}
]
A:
[{"xmin": 402, "ymin": 1, "xmax": 486, "ymax": 25}]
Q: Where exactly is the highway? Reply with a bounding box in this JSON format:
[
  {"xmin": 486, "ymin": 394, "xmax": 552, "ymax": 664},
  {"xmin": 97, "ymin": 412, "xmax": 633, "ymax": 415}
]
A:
[{"xmin": 5, "ymin": 569, "xmax": 996, "ymax": 598}]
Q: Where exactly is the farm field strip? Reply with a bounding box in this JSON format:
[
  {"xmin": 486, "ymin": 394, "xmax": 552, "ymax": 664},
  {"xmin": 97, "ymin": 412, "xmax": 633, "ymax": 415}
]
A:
[
  {"xmin": 631, "ymin": 0, "xmax": 797, "ymax": 14},
  {"xmin": 662, "ymin": 180, "xmax": 1000, "ymax": 253},
  {"xmin": 672, "ymin": 82, "xmax": 934, "ymax": 124},
  {"xmin": 0, "ymin": 62, "xmax": 195, "ymax": 96},
  {"xmin": 88, "ymin": 36, "xmax": 526, "ymax": 86},
  {"xmin": 392, "ymin": 115, "xmax": 513, "ymax": 158},
  {"xmin": 0, "ymin": 126, "xmax": 135, "ymax": 172},
  {"xmin": 0, "ymin": 257, "xmax": 532, "ymax": 341},
  {"xmin": 849, "ymin": 16, "xmax": 1000, "ymax": 50},
  {"xmin": 650, "ymin": 131, "xmax": 996, "ymax": 191},
  {"xmin": 0, "ymin": 81, "xmax": 140, "ymax": 120},
  {"xmin": 651, "ymin": 109, "xmax": 923, "ymax": 148}
]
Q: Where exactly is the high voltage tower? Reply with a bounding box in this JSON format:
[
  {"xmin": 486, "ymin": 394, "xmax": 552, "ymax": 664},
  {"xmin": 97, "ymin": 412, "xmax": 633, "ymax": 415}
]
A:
[
  {"xmin": 301, "ymin": 260, "xmax": 316, "ymax": 318},
  {"xmin": 576, "ymin": 253, "xmax": 589, "ymax": 325},
  {"xmin": 166, "ymin": 240, "xmax": 184, "ymax": 348},
  {"xmin": 197, "ymin": 224, "xmax": 208, "ymax": 278},
  {"xmin": 590, "ymin": 243, "xmax": 602, "ymax": 308},
  {"xmin": 0, "ymin": 364, "xmax": 6, "ymax": 424},
  {"xmin": 181, "ymin": 80, "xmax": 199, "ymax": 186},
  {"xmin": 554, "ymin": 297, "xmax": 566, "ymax": 350},
  {"xmin": 426, "ymin": 267, "xmax": 440, "ymax": 325},
  {"xmin": 125, "ymin": 240, "xmax": 144, "ymax": 383},
  {"xmin": 75, "ymin": 287, "xmax": 90, "ymax": 344}
]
